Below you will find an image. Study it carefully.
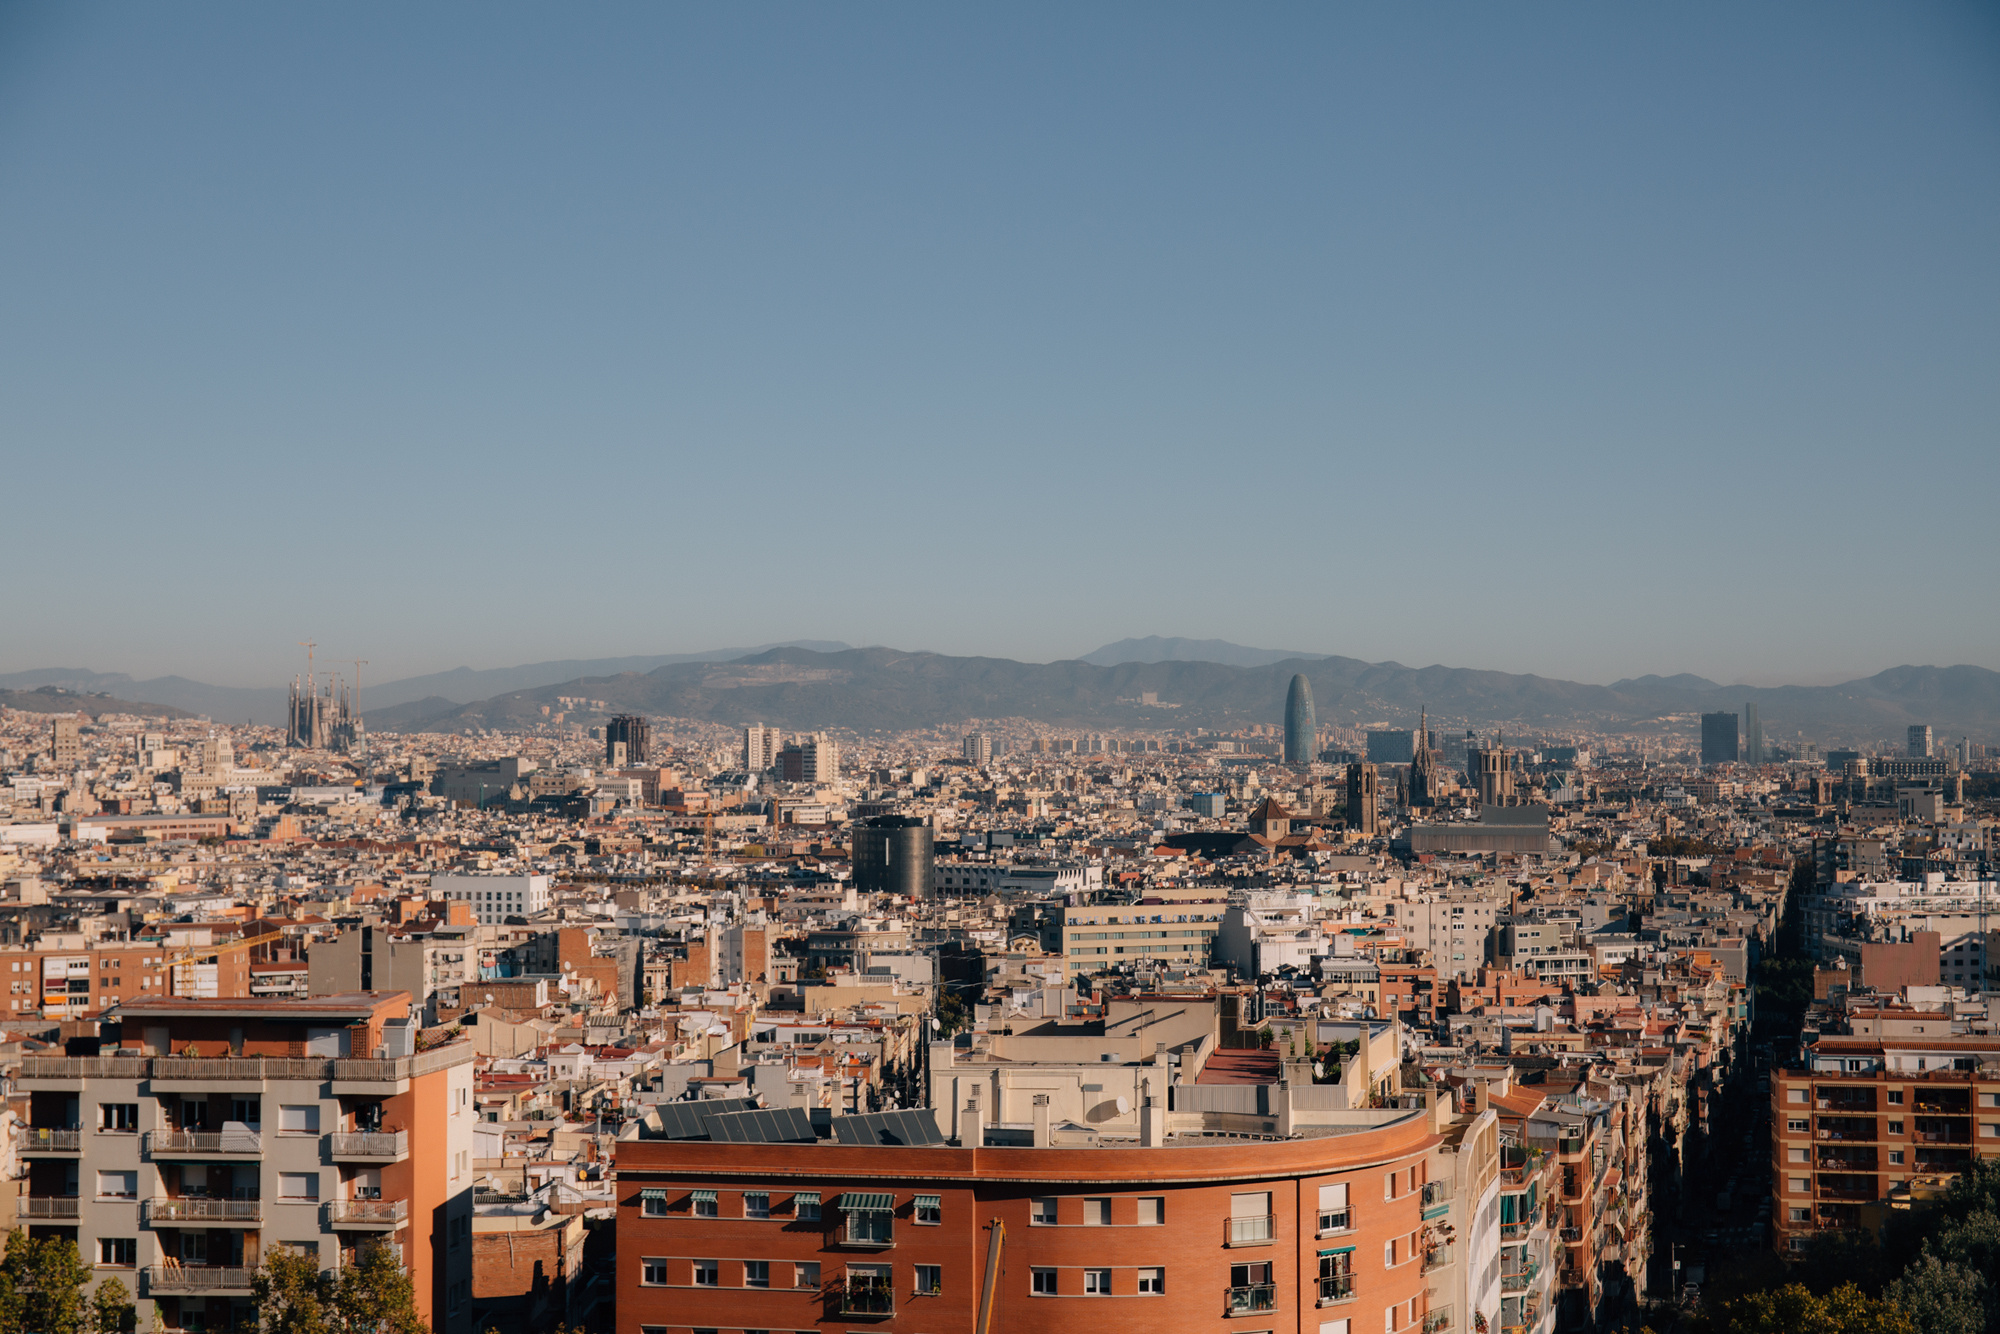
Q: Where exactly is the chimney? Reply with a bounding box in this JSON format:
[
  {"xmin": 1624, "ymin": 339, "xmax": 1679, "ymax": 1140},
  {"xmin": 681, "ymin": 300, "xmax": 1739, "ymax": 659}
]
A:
[
  {"xmin": 1032, "ymin": 1094, "xmax": 1051, "ymax": 1148},
  {"xmin": 962, "ymin": 1088, "xmax": 985, "ymax": 1150},
  {"xmin": 1140, "ymin": 1077, "xmax": 1164, "ymax": 1148}
]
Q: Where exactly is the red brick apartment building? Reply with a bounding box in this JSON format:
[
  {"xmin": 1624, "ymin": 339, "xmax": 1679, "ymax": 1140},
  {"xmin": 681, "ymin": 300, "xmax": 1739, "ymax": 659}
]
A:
[
  {"xmin": 618, "ymin": 1101, "xmax": 1445, "ymax": 1334},
  {"xmin": 1770, "ymin": 1033, "xmax": 2000, "ymax": 1251}
]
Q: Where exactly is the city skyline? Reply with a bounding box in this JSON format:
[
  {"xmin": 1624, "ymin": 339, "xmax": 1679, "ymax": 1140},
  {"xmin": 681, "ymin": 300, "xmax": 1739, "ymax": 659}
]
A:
[{"xmin": 2, "ymin": 5, "xmax": 1996, "ymax": 684}]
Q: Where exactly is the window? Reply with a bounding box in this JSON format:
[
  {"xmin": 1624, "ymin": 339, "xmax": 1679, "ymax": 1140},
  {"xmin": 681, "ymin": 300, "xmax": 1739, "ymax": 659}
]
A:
[
  {"xmin": 1229, "ymin": 1262, "xmax": 1273, "ymax": 1313},
  {"xmin": 1788, "ymin": 1208, "xmax": 1811, "ymax": 1223},
  {"xmin": 794, "ymin": 1262, "xmax": 820, "ymax": 1289},
  {"xmin": 1385, "ymin": 1172, "xmax": 1397, "ymax": 1200},
  {"xmin": 98, "ymin": 1238, "xmax": 135, "ymax": 1267},
  {"xmin": 744, "ymin": 1192, "xmax": 770, "ymax": 1220},
  {"xmin": 1031, "ymin": 1197, "xmax": 1057, "ymax": 1225},
  {"xmin": 914, "ymin": 1264, "xmax": 941, "ymax": 1296},
  {"xmin": 915, "ymin": 1193, "xmax": 941, "ymax": 1225},
  {"xmin": 1138, "ymin": 1196, "xmax": 1165, "ymax": 1225},
  {"xmin": 1138, "ymin": 1267, "xmax": 1164, "ymax": 1294},
  {"xmin": 692, "ymin": 1189, "xmax": 718, "ymax": 1218},
  {"xmin": 1084, "ymin": 1268, "xmax": 1111, "ymax": 1295},
  {"xmin": 1321, "ymin": 1321, "xmax": 1352, "ymax": 1334},
  {"xmin": 1787, "ymin": 1119, "xmax": 1808, "ymax": 1133},
  {"xmin": 1318, "ymin": 1183, "xmax": 1351, "ymax": 1234},
  {"xmin": 1981, "ymin": 1093, "xmax": 1999, "ymax": 1109},
  {"xmin": 1230, "ymin": 1191, "xmax": 1273, "ymax": 1245},
  {"xmin": 844, "ymin": 1196, "xmax": 894, "ymax": 1245},
  {"xmin": 99, "ymin": 1103, "xmax": 138, "ymax": 1133},
  {"xmin": 1084, "ymin": 1197, "xmax": 1111, "ymax": 1226},
  {"xmin": 1786, "ymin": 1089, "xmax": 1807, "ymax": 1105},
  {"xmin": 1888, "ymin": 1090, "xmax": 1905, "ymax": 1105},
  {"xmin": 1889, "ymin": 1151, "xmax": 1906, "ymax": 1165},
  {"xmin": 691, "ymin": 1260, "xmax": 718, "ymax": 1287},
  {"xmin": 1385, "ymin": 1239, "xmax": 1398, "ymax": 1266},
  {"xmin": 1786, "ymin": 1148, "xmax": 1807, "ymax": 1163},
  {"xmin": 641, "ymin": 1260, "xmax": 668, "ymax": 1286},
  {"xmin": 1789, "ymin": 1177, "xmax": 1810, "ymax": 1194},
  {"xmin": 1386, "ymin": 1305, "xmax": 1399, "ymax": 1334},
  {"xmin": 278, "ymin": 1173, "xmax": 319, "ymax": 1201},
  {"xmin": 795, "ymin": 1192, "xmax": 821, "ymax": 1222},
  {"xmin": 1888, "ymin": 1120, "xmax": 1904, "ymax": 1135},
  {"xmin": 96, "ymin": 1171, "xmax": 136, "ymax": 1199},
  {"xmin": 640, "ymin": 1188, "xmax": 668, "ymax": 1216},
  {"xmin": 1031, "ymin": 1268, "xmax": 1057, "ymax": 1295},
  {"xmin": 745, "ymin": 1261, "xmax": 769, "ymax": 1289},
  {"xmin": 278, "ymin": 1105, "xmax": 319, "ymax": 1135}
]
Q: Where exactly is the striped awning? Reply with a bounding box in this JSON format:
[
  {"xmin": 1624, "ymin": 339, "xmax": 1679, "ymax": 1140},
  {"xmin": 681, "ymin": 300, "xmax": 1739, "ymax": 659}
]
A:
[
  {"xmin": 638, "ymin": 1188, "xmax": 667, "ymax": 1202},
  {"xmin": 1318, "ymin": 1245, "xmax": 1356, "ymax": 1256},
  {"xmin": 793, "ymin": 1192, "xmax": 820, "ymax": 1206},
  {"xmin": 840, "ymin": 1191, "xmax": 895, "ymax": 1212},
  {"xmin": 914, "ymin": 1194, "xmax": 941, "ymax": 1210},
  {"xmin": 690, "ymin": 1189, "xmax": 718, "ymax": 1204}
]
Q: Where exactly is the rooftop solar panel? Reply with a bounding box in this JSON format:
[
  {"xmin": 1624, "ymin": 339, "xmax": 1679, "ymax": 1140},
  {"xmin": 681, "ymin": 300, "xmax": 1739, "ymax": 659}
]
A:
[
  {"xmin": 830, "ymin": 1109, "xmax": 945, "ymax": 1147},
  {"xmin": 705, "ymin": 1106, "xmax": 817, "ymax": 1144}
]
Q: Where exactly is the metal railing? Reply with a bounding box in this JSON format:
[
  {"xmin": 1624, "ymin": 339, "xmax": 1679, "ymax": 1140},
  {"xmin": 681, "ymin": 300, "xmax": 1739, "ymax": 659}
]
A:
[
  {"xmin": 327, "ymin": 1198, "xmax": 409, "ymax": 1224},
  {"xmin": 1318, "ymin": 1274, "xmax": 1356, "ymax": 1304},
  {"xmin": 152, "ymin": 1056, "xmax": 330, "ymax": 1081},
  {"xmin": 146, "ymin": 1266, "xmax": 255, "ymax": 1294},
  {"xmin": 330, "ymin": 1131, "xmax": 409, "ymax": 1157},
  {"xmin": 1227, "ymin": 1283, "xmax": 1277, "ymax": 1315},
  {"xmin": 144, "ymin": 1198, "xmax": 262, "ymax": 1224},
  {"xmin": 19, "ymin": 1056, "xmax": 151, "ymax": 1079},
  {"xmin": 1423, "ymin": 1244, "xmax": 1456, "ymax": 1274},
  {"xmin": 1226, "ymin": 1215, "xmax": 1275, "ymax": 1246},
  {"xmin": 1318, "ymin": 1208, "xmax": 1352, "ymax": 1235},
  {"xmin": 21, "ymin": 1197, "xmax": 80, "ymax": 1218},
  {"xmin": 839, "ymin": 1283, "xmax": 895, "ymax": 1316},
  {"xmin": 1422, "ymin": 1180, "xmax": 1453, "ymax": 1209},
  {"xmin": 1501, "ymin": 1261, "xmax": 1540, "ymax": 1292},
  {"xmin": 1424, "ymin": 1306, "xmax": 1453, "ymax": 1334},
  {"xmin": 1559, "ymin": 1227, "xmax": 1584, "ymax": 1243},
  {"xmin": 146, "ymin": 1130, "xmax": 262, "ymax": 1154},
  {"xmin": 331, "ymin": 1042, "xmax": 471, "ymax": 1084},
  {"xmin": 16, "ymin": 1127, "xmax": 82, "ymax": 1151}
]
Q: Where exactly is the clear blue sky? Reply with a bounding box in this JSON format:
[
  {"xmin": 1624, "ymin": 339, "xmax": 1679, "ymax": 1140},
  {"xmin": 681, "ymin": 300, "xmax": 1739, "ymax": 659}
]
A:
[{"xmin": 2, "ymin": 3, "xmax": 1996, "ymax": 689}]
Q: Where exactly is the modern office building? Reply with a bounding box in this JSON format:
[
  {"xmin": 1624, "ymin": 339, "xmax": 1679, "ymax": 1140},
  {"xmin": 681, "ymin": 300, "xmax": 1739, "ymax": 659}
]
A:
[
  {"xmin": 1283, "ymin": 674, "xmax": 1316, "ymax": 765},
  {"xmin": 1700, "ymin": 712, "xmax": 1739, "ymax": 766},
  {"xmin": 1769, "ymin": 1032, "xmax": 2000, "ymax": 1252},
  {"xmin": 961, "ymin": 733, "xmax": 992, "ymax": 765},
  {"xmin": 1908, "ymin": 725, "xmax": 1933, "ymax": 759},
  {"xmin": 16, "ymin": 994, "xmax": 475, "ymax": 1334},
  {"xmin": 606, "ymin": 715, "xmax": 651, "ymax": 766},
  {"xmin": 428, "ymin": 873, "xmax": 552, "ymax": 918},
  {"xmin": 617, "ymin": 1093, "xmax": 1454, "ymax": 1334},
  {"xmin": 1743, "ymin": 703, "xmax": 1764, "ymax": 765},
  {"xmin": 850, "ymin": 815, "xmax": 935, "ymax": 900},
  {"xmin": 1346, "ymin": 762, "xmax": 1379, "ymax": 835},
  {"xmin": 1366, "ymin": 730, "xmax": 1415, "ymax": 765}
]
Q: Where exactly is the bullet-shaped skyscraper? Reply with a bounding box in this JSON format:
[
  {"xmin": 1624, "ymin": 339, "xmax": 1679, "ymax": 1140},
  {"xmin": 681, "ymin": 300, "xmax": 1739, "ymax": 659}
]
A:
[{"xmin": 1283, "ymin": 673, "xmax": 1316, "ymax": 764}]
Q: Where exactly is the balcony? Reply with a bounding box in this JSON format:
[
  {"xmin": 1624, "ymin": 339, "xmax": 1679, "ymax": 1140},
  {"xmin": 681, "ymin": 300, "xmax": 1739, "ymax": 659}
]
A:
[
  {"xmin": 329, "ymin": 1131, "xmax": 409, "ymax": 1161},
  {"xmin": 1226, "ymin": 1215, "xmax": 1274, "ymax": 1247},
  {"xmin": 1226, "ymin": 1283, "xmax": 1277, "ymax": 1315},
  {"xmin": 1501, "ymin": 1261, "xmax": 1540, "ymax": 1293},
  {"xmin": 327, "ymin": 1198, "xmax": 408, "ymax": 1228},
  {"xmin": 1559, "ymin": 1227, "xmax": 1584, "ymax": 1244},
  {"xmin": 1424, "ymin": 1306, "xmax": 1454, "ymax": 1334},
  {"xmin": 330, "ymin": 1042, "xmax": 472, "ymax": 1095},
  {"xmin": 21, "ymin": 1196, "xmax": 80, "ymax": 1219},
  {"xmin": 838, "ymin": 1283, "xmax": 894, "ymax": 1318},
  {"xmin": 15, "ymin": 1127, "xmax": 82, "ymax": 1153},
  {"xmin": 17, "ymin": 1056, "xmax": 150, "ymax": 1082},
  {"xmin": 143, "ymin": 1198, "xmax": 263, "ymax": 1226},
  {"xmin": 146, "ymin": 1130, "xmax": 262, "ymax": 1156},
  {"xmin": 1421, "ymin": 1180, "xmax": 1453, "ymax": 1220},
  {"xmin": 145, "ymin": 1266, "xmax": 255, "ymax": 1296},
  {"xmin": 1423, "ymin": 1244, "xmax": 1456, "ymax": 1275},
  {"xmin": 1318, "ymin": 1274, "xmax": 1356, "ymax": 1305},
  {"xmin": 151, "ymin": 1056, "xmax": 330, "ymax": 1088},
  {"xmin": 1317, "ymin": 1209, "xmax": 1352, "ymax": 1236}
]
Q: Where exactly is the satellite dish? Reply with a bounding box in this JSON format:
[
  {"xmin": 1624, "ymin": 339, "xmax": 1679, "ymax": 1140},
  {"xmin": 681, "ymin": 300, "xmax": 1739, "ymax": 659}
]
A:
[{"xmin": 1114, "ymin": 1095, "xmax": 1131, "ymax": 1115}]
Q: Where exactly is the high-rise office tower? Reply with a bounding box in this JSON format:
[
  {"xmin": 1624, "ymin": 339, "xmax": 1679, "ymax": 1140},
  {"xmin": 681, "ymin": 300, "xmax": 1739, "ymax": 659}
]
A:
[
  {"xmin": 1283, "ymin": 674, "xmax": 1316, "ymax": 764},
  {"xmin": 744, "ymin": 725, "xmax": 783, "ymax": 770},
  {"xmin": 962, "ymin": 732, "xmax": 992, "ymax": 765},
  {"xmin": 1908, "ymin": 724, "xmax": 1932, "ymax": 758},
  {"xmin": 606, "ymin": 714, "xmax": 650, "ymax": 766},
  {"xmin": 1345, "ymin": 762, "xmax": 1379, "ymax": 834},
  {"xmin": 50, "ymin": 716, "xmax": 81, "ymax": 769},
  {"xmin": 1701, "ymin": 712, "xmax": 1740, "ymax": 766},
  {"xmin": 1743, "ymin": 703, "xmax": 1764, "ymax": 765}
]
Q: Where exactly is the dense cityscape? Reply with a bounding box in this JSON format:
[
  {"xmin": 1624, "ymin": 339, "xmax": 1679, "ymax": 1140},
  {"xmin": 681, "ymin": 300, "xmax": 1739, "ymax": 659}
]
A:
[{"xmin": 0, "ymin": 657, "xmax": 1992, "ymax": 1334}]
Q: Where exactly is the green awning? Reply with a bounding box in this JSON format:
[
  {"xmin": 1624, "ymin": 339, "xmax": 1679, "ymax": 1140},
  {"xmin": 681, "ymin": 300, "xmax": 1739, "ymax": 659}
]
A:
[
  {"xmin": 914, "ymin": 1194, "xmax": 941, "ymax": 1209},
  {"xmin": 840, "ymin": 1192, "xmax": 895, "ymax": 1212},
  {"xmin": 638, "ymin": 1189, "xmax": 667, "ymax": 1201},
  {"xmin": 793, "ymin": 1192, "xmax": 820, "ymax": 1206},
  {"xmin": 1318, "ymin": 1246, "xmax": 1356, "ymax": 1256},
  {"xmin": 690, "ymin": 1189, "xmax": 718, "ymax": 1203}
]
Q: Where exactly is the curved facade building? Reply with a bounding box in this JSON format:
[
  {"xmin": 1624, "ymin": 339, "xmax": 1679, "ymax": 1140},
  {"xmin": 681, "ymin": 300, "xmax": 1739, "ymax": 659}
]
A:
[
  {"xmin": 851, "ymin": 814, "xmax": 936, "ymax": 899},
  {"xmin": 1284, "ymin": 673, "xmax": 1317, "ymax": 764},
  {"xmin": 618, "ymin": 1103, "xmax": 1461, "ymax": 1334}
]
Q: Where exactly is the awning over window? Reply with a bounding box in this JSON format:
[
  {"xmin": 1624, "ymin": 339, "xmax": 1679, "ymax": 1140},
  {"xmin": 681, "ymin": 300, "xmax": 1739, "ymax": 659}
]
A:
[
  {"xmin": 690, "ymin": 1189, "xmax": 718, "ymax": 1204},
  {"xmin": 840, "ymin": 1192, "xmax": 896, "ymax": 1212},
  {"xmin": 638, "ymin": 1188, "xmax": 667, "ymax": 1202},
  {"xmin": 793, "ymin": 1192, "xmax": 820, "ymax": 1206},
  {"xmin": 1318, "ymin": 1245, "xmax": 1356, "ymax": 1256},
  {"xmin": 914, "ymin": 1194, "xmax": 941, "ymax": 1210}
]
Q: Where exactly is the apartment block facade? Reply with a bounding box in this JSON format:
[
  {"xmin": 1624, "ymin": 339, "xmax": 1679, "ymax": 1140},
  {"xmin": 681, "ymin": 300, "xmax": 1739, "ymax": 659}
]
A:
[{"xmin": 15, "ymin": 994, "xmax": 475, "ymax": 1334}]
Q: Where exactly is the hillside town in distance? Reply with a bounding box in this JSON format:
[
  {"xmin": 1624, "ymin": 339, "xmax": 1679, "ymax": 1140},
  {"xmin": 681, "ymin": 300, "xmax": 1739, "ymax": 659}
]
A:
[{"xmin": 0, "ymin": 668, "xmax": 1995, "ymax": 1334}]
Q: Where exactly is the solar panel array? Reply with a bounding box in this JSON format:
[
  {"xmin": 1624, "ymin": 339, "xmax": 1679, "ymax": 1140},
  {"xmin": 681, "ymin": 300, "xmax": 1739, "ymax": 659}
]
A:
[
  {"xmin": 829, "ymin": 1109, "xmax": 946, "ymax": 1147},
  {"xmin": 651, "ymin": 1097, "xmax": 761, "ymax": 1140},
  {"xmin": 705, "ymin": 1105, "xmax": 818, "ymax": 1144}
]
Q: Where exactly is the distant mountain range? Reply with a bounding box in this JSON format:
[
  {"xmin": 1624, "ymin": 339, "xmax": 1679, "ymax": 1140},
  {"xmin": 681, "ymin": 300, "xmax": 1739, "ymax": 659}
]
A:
[
  {"xmin": 7, "ymin": 645, "xmax": 1996, "ymax": 742},
  {"xmin": 0, "ymin": 687, "xmax": 191, "ymax": 721}
]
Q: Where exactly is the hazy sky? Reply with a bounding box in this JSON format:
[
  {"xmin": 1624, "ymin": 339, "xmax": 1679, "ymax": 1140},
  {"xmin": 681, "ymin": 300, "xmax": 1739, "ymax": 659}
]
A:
[{"xmin": 3, "ymin": 3, "xmax": 1996, "ymax": 689}]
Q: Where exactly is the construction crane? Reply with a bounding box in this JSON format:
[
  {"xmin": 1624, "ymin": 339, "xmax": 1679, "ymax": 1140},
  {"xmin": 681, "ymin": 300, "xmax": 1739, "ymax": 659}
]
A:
[
  {"xmin": 163, "ymin": 933, "xmax": 268, "ymax": 1000},
  {"xmin": 975, "ymin": 1218, "xmax": 1005, "ymax": 1334}
]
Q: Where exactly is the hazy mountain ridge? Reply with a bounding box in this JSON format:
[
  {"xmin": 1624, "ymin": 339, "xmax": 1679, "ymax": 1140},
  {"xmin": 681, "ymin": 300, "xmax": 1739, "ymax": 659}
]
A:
[{"xmin": 1079, "ymin": 637, "xmax": 1329, "ymax": 668}]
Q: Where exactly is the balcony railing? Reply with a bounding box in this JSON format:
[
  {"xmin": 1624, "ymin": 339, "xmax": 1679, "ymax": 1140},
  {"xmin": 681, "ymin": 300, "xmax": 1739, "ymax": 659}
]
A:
[
  {"xmin": 327, "ymin": 1198, "xmax": 409, "ymax": 1225},
  {"xmin": 21, "ymin": 1197, "xmax": 80, "ymax": 1219},
  {"xmin": 19, "ymin": 1056, "xmax": 151, "ymax": 1079},
  {"xmin": 146, "ymin": 1130, "xmax": 262, "ymax": 1154},
  {"xmin": 839, "ymin": 1283, "xmax": 894, "ymax": 1316},
  {"xmin": 1423, "ymin": 1244, "xmax": 1456, "ymax": 1274},
  {"xmin": 1559, "ymin": 1227, "xmax": 1584, "ymax": 1244},
  {"xmin": 1227, "ymin": 1284, "xmax": 1277, "ymax": 1315},
  {"xmin": 144, "ymin": 1198, "xmax": 262, "ymax": 1224},
  {"xmin": 152, "ymin": 1056, "xmax": 330, "ymax": 1081},
  {"xmin": 1421, "ymin": 1180, "xmax": 1454, "ymax": 1211},
  {"xmin": 1318, "ymin": 1274, "xmax": 1356, "ymax": 1304},
  {"xmin": 1226, "ymin": 1215, "xmax": 1275, "ymax": 1246},
  {"xmin": 145, "ymin": 1266, "xmax": 255, "ymax": 1294},
  {"xmin": 329, "ymin": 1131, "xmax": 409, "ymax": 1157},
  {"xmin": 16, "ymin": 1127, "xmax": 82, "ymax": 1152},
  {"xmin": 1317, "ymin": 1209, "xmax": 1352, "ymax": 1235},
  {"xmin": 1424, "ymin": 1306, "xmax": 1454, "ymax": 1334},
  {"xmin": 1501, "ymin": 1261, "xmax": 1540, "ymax": 1293},
  {"xmin": 330, "ymin": 1042, "xmax": 471, "ymax": 1084}
]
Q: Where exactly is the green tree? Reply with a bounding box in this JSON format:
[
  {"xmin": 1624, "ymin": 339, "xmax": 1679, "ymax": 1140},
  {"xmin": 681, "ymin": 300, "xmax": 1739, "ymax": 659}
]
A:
[
  {"xmin": 332, "ymin": 1240, "xmax": 426, "ymax": 1334},
  {"xmin": 1882, "ymin": 1255, "xmax": 1989, "ymax": 1334},
  {"xmin": 1711, "ymin": 1282, "xmax": 1912, "ymax": 1334},
  {"xmin": 0, "ymin": 1230, "xmax": 95, "ymax": 1334},
  {"xmin": 88, "ymin": 1277, "xmax": 134, "ymax": 1334},
  {"xmin": 251, "ymin": 1246, "xmax": 334, "ymax": 1334}
]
